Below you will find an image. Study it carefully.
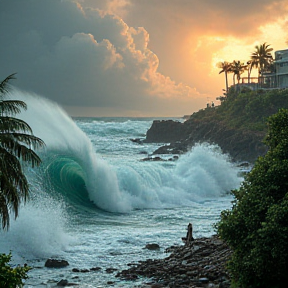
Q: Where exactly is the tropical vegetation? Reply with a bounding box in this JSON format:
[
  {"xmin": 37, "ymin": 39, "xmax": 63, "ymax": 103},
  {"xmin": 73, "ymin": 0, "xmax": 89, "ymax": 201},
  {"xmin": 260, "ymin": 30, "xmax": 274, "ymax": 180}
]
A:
[
  {"xmin": 251, "ymin": 42, "xmax": 274, "ymax": 77},
  {"xmin": 217, "ymin": 61, "xmax": 230, "ymax": 94},
  {"xmin": 190, "ymin": 87, "xmax": 288, "ymax": 132},
  {"xmin": 0, "ymin": 253, "xmax": 30, "ymax": 288},
  {"xmin": 214, "ymin": 44, "xmax": 288, "ymax": 287},
  {"xmin": 0, "ymin": 74, "xmax": 45, "ymax": 287},
  {"xmin": 0, "ymin": 73, "xmax": 45, "ymax": 230},
  {"xmin": 216, "ymin": 108, "xmax": 288, "ymax": 288},
  {"xmin": 217, "ymin": 42, "xmax": 274, "ymax": 92}
]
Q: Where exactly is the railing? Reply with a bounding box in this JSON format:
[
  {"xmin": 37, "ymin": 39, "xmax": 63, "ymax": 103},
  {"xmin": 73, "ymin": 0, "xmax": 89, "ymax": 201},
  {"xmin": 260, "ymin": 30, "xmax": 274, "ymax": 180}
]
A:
[{"xmin": 234, "ymin": 76, "xmax": 278, "ymax": 89}]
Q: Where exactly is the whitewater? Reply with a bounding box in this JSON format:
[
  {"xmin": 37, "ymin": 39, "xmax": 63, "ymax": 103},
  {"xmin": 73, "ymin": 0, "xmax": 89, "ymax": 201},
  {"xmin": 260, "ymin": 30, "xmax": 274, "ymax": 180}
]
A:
[{"xmin": 0, "ymin": 90, "xmax": 243, "ymax": 287}]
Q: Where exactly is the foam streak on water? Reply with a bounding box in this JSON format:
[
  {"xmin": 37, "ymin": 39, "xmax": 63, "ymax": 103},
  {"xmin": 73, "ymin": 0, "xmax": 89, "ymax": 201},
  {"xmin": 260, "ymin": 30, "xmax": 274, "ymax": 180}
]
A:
[{"xmin": 0, "ymin": 89, "xmax": 242, "ymax": 287}]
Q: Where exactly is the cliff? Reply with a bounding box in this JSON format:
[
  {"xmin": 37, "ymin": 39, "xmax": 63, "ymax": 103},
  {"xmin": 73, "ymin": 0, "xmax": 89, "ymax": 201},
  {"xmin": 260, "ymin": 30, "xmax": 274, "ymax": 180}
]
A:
[
  {"xmin": 144, "ymin": 87, "xmax": 288, "ymax": 163},
  {"xmin": 145, "ymin": 118, "xmax": 267, "ymax": 163}
]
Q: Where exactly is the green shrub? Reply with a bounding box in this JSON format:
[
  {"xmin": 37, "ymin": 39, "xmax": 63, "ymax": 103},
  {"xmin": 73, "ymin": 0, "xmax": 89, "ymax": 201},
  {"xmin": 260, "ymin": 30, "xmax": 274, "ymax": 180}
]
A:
[
  {"xmin": 0, "ymin": 253, "xmax": 30, "ymax": 288},
  {"xmin": 189, "ymin": 88, "xmax": 288, "ymax": 133},
  {"xmin": 216, "ymin": 108, "xmax": 288, "ymax": 288}
]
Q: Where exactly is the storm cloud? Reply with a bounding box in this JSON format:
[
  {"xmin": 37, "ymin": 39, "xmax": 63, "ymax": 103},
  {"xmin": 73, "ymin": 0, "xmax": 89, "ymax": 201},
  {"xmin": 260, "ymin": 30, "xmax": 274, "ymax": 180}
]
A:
[
  {"xmin": 1, "ymin": 0, "xmax": 288, "ymax": 116},
  {"xmin": 0, "ymin": 0, "xmax": 204, "ymax": 116}
]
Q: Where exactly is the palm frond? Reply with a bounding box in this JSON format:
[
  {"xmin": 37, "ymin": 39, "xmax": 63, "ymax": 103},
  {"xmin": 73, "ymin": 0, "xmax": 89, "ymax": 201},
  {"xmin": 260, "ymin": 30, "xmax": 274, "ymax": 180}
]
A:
[
  {"xmin": 0, "ymin": 100, "xmax": 27, "ymax": 116},
  {"xmin": 0, "ymin": 147, "xmax": 29, "ymax": 191},
  {"xmin": 0, "ymin": 73, "xmax": 45, "ymax": 231},
  {"xmin": 0, "ymin": 133, "xmax": 45, "ymax": 151},
  {"xmin": 0, "ymin": 73, "xmax": 17, "ymax": 96},
  {"xmin": 0, "ymin": 116, "xmax": 34, "ymax": 134},
  {"xmin": 0, "ymin": 193, "xmax": 10, "ymax": 229},
  {"xmin": 0, "ymin": 147, "xmax": 29, "ymax": 229}
]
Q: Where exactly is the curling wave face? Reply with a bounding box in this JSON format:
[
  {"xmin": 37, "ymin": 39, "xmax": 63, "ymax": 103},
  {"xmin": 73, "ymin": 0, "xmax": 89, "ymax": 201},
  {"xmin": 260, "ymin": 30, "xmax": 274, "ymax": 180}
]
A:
[{"xmin": 12, "ymin": 89, "xmax": 242, "ymax": 214}]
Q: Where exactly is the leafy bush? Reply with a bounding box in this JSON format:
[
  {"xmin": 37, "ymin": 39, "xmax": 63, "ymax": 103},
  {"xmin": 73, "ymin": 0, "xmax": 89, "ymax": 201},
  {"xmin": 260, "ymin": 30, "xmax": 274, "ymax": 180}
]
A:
[
  {"xmin": 216, "ymin": 108, "xmax": 288, "ymax": 288},
  {"xmin": 189, "ymin": 88, "xmax": 288, "ymax": 132},
  {"xmin": 0, "ymin": 253, "xmax": 30, "ymax": 288}
]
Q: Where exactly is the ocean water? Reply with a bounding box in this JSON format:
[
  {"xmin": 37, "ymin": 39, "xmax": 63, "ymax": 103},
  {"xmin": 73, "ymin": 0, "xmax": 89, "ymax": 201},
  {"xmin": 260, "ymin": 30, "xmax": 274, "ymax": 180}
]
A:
[{"xmin": 0, "ymin": 90, "xmax": 243, "ymax": 288}]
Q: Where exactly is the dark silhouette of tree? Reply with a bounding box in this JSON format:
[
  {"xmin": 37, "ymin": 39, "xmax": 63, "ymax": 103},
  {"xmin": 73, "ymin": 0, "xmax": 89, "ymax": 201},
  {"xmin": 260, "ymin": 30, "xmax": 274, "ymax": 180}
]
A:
[
  {"xmin": 251, "ymin": 42, "xmax": 274, "ymax": 77},
  {"xmin": 0, "ymin": 74, "xmax": 45, "ymax": 230},
  {"xmin": 230, "ymin": 60, "xmax": 246, "ymax": 85},
  {"xmin": 217, "ymin": 61, "xmax": 231, "ymax": 94}
]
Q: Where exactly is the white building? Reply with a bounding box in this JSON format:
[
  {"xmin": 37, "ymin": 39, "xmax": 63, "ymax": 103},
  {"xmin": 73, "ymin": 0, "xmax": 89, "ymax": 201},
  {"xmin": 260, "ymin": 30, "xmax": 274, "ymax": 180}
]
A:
[
  {"xmin": 232, "ymin": 48, "xmax": 288, "ymax": 91},
  {"xmin": 275, "ymin": 49, "xmax": 288, "ymax": 88}
]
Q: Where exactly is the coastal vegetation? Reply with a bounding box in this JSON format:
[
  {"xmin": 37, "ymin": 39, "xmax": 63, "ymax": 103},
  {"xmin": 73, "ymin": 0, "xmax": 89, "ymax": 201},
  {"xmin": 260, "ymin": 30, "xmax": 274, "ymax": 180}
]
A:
[
  {"xmin": 216, "ymin": 108, "xmax": 288, "ymax": 288},
  {"xmin": 189, "ymin": 87, "xmax": 288, "ymax": 132},
  {"xmin": 144, "ymin": 61, "xmax": 288, "ymax": 286},
  {"xmin": 217, "ymin": 42, "xmax": 274, "ymax": 91},
  {"xmin": 145, "ymin": 85, "xmax": 288, "ymax": 162},
  {"xmin": 0, "ymin": 253, "xmax": 31, "ymax": 288},
  {"xmin": 0, "ymin": 74, "xmax": 45, "ymax": 230},
  {"xmin": 0, "ymin": 74, "xmax": 45, "ymax": 287},
  {"xmin": 215, "ymin": 43, "xmax": 288, "ymax": 286}
]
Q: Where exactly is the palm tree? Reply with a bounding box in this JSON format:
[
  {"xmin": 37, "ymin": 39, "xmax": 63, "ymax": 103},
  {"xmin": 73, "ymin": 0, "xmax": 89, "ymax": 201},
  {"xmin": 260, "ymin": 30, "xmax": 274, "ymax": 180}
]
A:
[
  {"xmin": 217, "ymin": 61, "xmax": 231, "ymax": 94},
  {"xmin": 0, "ymin": 74, "xmax": 45, "ymax": 230},
  {"xmin": 250, "ymin": 42, "xmax": 273, "ymax": 77},
  {"xmin": 230, "ymin": 60, "xmax": 246, "ymax": 85},
  {"xmin": 246, "ymin": 60, "xmax": 256, "ymax": 83}
]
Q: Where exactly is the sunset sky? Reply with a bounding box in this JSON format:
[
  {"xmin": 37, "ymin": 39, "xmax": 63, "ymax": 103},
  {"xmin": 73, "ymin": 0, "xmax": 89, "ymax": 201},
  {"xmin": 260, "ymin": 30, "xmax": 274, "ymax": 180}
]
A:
[{"xmin": 1, "ymin": 0, "xmax": 288, "ymax": 117}]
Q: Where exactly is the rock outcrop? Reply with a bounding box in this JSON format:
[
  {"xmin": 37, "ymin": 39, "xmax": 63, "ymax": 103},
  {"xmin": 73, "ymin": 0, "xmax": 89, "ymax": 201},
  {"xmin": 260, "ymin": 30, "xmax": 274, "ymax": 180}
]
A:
[
  {"xmin": 45, "ymin": 259, "xmax": 69, "ymax": 268},
  {"xmin": 145, "ymin": 119, "xmax": 267, "ymax": 163},
  {"xmin": 116, "ymin": 235, "xmax": 231, "ymax": 288}
]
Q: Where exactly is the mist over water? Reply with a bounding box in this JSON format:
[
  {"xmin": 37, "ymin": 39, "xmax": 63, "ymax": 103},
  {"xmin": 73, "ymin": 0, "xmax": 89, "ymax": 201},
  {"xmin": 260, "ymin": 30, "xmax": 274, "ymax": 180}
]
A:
[{"xmin": 0, "ymin": 89, "xmax": 242, "ymax": 287}]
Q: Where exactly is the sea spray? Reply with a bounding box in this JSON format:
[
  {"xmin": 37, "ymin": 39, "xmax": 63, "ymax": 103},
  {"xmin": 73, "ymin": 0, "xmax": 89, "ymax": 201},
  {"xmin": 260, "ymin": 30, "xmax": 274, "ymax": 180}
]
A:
[
  {"xmin": 9, "ymin": 88, "xmax": 131, "ymax": 212},
  {"xmin": 0, "ymin": 89, "xmax": 244, "ymax": 287},
  {"xmin": 0, "ymin": 193, "xmax": 71, "ymax": 260},
  {"xmin": 114, "ymin": 143, "xmax": 242, "ymax": 208},
  {"xmin": 174, "ymin": 143, "xmax": 241, "ymax": 198},
  {"xmin": 4, "ymin": 89, "xmax": 242, "ymax": 214}
]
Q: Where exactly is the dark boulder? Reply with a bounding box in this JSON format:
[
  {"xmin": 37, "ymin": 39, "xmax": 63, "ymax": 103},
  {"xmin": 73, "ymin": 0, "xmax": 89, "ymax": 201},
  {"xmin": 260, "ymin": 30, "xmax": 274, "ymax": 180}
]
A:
[
  {"xmin": 45, "ymin": 259, "xmax": 69, "ymax": 268},
  {"xmin": 145, "ymin": 120, "xmax": 187, "ymax": 143},
  {"xmin": 57, "ymin": 279, "xmax": 68, "ymax": 286},
  {"xmin": 145, "ymin": 243, "xmax": 160, "ymax": 250},
  {"xmin": 106, "ymin": 267, "xmax": 118, "ymax": 273},
  {"xmin": 90, "ymin": 267, "xmax": 101, "ymax": 271}
]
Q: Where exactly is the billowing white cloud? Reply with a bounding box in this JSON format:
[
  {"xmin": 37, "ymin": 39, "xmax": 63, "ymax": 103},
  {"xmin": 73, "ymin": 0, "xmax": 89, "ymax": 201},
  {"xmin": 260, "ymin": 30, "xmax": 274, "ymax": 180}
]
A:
[
  {"xmin": 0, "ymin": 0, "xmax": 206, "ymax": 116},
  {"xmin": 102, "ymin": 0, "xmax": 287, "ymax": 91}
]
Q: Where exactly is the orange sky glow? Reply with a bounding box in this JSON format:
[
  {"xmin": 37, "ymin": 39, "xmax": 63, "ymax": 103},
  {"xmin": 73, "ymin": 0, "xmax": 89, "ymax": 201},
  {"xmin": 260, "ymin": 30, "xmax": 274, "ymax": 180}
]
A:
[{"xmin": 1, "ymin": 0, "xmax": 288, "ymax": 116}]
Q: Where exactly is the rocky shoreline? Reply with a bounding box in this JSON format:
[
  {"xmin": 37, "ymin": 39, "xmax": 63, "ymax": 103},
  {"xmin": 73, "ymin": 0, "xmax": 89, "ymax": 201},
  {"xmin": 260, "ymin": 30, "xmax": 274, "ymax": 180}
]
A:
[
  {"xmin": 143, "ymin": 118, "xmax": 267, "ymax": 163},
  {"xmin": 43, "ymin": 234, "xmax": 232, "ymax": 288},
  {"xmin": 116, "ymin": 235, "xmax": 232, "ymax": 288}
]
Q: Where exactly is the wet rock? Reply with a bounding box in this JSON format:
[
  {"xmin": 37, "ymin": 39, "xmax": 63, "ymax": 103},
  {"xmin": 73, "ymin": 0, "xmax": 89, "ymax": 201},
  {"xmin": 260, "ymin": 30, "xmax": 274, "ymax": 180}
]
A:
[
  {"xmin": 150, "ymin": 284, "xmax": 164, "ymax": 288},
  {"xmin": 145, "ymin": 243, "xmax": 160, "ymax": 250},
  {"xmin": 145, "ymin": 120, "xmax": 186, "ymax": 143},
  {"xmin": 141, "ymin": 156, "xmax": 164, "ymax": 161},
  {"xmin": 45, "ymin": 259, "xmax": 69, "ymax": 268},
  {"xmin": 130, "ymin": 138, "xmax": 143, "ymax": 144},
  {"xmin": 90, "ymin": 267, "xmax": 101, "ymax": 271},
  {"xmin": 144, "ymin": 118, "xmax": 267, "ymax": 163},
  {"xmin": 106, "ymin": 267, "xmax": 118, "ymax": 273},
  {"xmin": 117, "ymin": 235, "xmax": 232, "ymax": 288},
  {"xmin": 57, "ymin": 279, "xmax": 68, "ymax": 286},
  {"xmin": 199, "ymin": 277, "xmax": 210, "ymax": 284}
]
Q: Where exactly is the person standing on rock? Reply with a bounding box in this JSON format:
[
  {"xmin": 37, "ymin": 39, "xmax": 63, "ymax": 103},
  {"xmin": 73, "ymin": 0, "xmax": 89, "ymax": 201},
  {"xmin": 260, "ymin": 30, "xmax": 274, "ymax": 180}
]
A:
[
  {"xmin": 186, "ymin": 223, "xmax": 194, "ymax": 244},
  {"xmin": 182, "ymin": 223, "xmax": 194, "ymax": 244}
]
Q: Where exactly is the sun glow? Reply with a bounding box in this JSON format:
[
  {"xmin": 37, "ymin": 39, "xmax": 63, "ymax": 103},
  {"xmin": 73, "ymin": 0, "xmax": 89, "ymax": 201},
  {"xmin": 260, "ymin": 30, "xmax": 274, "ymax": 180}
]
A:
[{"xmin": 210, "ymin": 18, "xmax": 288, "ymax": 76}]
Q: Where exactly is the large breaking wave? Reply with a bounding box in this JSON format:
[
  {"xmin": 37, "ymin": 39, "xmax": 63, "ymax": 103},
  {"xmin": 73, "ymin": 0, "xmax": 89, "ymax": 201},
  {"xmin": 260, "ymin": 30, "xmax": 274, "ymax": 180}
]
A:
[
  {"xmin": 9, "ymin": 89, "xmax": 242, "ymax": 213},
  {"xmin": 0, "ymin": 88, "xmax": 243, "ymax": 259}
]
